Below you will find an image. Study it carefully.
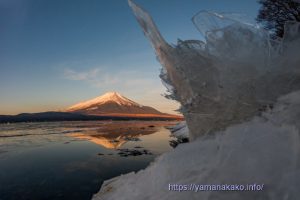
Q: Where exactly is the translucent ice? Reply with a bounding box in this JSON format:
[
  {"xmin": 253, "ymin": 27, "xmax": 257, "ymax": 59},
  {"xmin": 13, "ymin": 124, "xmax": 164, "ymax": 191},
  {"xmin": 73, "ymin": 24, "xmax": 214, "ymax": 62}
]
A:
[{"xmin": 128, "ymin": 0, "xmax": 300, "ymax": 140}]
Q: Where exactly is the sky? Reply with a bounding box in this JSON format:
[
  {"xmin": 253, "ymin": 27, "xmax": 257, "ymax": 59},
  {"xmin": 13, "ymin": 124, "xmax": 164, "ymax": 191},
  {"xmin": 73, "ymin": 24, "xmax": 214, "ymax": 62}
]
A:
[{"xmin": 0, "ymin": 0, "xmax": 260, "ymax": 115}]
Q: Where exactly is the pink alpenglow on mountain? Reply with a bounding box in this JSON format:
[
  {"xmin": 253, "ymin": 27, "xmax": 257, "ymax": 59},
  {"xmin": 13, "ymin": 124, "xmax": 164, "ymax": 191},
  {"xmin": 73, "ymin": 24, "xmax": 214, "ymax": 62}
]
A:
[{"xmin": 66, "ymin": 92, "xmax": 182, "ymax": 119}]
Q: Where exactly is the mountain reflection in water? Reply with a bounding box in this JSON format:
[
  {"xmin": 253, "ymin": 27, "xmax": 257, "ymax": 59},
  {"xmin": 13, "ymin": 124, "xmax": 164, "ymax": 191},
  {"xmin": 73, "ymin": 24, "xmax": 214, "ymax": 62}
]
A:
[{"xmin": 70, "ymin": 122, "xmax": 166, "ymax": 149}]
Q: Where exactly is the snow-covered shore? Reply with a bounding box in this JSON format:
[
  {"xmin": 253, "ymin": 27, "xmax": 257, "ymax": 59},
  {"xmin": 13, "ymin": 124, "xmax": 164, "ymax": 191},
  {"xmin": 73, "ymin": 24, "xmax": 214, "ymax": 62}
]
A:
[{"xmin": 92, "ymin": 90, "xmax": 300, "ymax": 200}]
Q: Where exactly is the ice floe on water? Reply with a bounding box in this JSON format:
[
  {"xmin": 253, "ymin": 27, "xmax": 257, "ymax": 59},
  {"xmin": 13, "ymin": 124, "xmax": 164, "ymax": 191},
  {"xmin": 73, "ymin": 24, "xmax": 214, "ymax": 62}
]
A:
[{"xmin": 92, "ymin": 0, "xmax": 300, "ymax": 199}]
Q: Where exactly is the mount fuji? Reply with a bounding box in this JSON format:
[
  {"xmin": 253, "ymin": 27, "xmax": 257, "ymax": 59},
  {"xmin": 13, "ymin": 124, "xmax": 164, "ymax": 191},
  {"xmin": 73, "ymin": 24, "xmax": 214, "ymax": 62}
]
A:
[{"xmin": 66, "ymin": 92, "xmax": 180, "ymax": 118}]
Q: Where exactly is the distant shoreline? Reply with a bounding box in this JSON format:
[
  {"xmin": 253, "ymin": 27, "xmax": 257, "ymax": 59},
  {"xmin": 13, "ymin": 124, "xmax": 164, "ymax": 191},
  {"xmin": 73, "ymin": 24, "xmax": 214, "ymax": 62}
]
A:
[{"xmin": 0, "ymin": 111, "xmax": 183, "ymax": 124}]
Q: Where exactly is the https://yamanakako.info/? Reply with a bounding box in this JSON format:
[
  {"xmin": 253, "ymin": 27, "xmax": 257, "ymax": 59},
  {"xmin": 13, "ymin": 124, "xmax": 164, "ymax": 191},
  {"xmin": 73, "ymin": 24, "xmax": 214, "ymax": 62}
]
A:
[{"xmin": 168, "ymin": 183, "xmax": 264, "ymax": 192}]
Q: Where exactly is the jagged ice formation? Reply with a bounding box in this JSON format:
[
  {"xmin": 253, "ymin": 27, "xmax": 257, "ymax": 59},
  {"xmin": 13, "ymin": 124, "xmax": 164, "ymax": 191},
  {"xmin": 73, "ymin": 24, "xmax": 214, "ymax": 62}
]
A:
[{"xmin": 128, "ymin": 0, "xmax": 300, "ymax": 140}]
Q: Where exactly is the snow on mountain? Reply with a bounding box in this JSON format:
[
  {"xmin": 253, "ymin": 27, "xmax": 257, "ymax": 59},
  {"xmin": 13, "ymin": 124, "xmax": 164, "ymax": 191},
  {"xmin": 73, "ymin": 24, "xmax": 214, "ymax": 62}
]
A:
[
  {"xmin": 67, "ymin": 92, "xmax": 141, "ymax": 111},
  {"xmin": 66, "ymin": 92, "xmax": 168, "ymax": 116}
]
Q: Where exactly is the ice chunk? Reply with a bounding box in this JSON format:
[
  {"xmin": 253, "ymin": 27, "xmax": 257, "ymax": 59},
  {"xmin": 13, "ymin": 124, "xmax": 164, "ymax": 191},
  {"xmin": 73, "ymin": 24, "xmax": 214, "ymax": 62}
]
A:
[
  {"xmin": 92, "ymin": 90, "xmax": 300, "ymax": 200},
  {"xmin": 128, "ymin": 0, "xmax": 300, "ymax": 140},
  {"xmin": 192, "ymin": 11, "xmax": 256, "ymax": 39},
  {"xmin": 168, "ymin": 121, "xmax": 189, "ymax": 139}
]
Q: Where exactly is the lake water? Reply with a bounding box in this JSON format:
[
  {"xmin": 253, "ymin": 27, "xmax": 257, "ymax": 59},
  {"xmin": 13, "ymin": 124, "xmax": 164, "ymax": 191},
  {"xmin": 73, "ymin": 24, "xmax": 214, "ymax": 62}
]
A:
[{"xmin": 0, "ymin": 121, "xmax": 178, "ymax": 200}]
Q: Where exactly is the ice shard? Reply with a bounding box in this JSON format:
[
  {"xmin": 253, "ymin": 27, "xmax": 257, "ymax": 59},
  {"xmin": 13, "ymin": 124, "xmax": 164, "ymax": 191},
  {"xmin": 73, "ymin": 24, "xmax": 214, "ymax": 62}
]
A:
[{"xmin": 128, "ymin": 0, "xmax": 300, "ymax": 140}]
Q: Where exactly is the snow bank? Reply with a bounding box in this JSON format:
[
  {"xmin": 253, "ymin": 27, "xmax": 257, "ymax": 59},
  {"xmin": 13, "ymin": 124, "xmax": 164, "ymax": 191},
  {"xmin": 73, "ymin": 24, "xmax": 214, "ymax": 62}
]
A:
[{"xmin": 92, "ymin": 90, "xmax": 300, "ymax": 200}]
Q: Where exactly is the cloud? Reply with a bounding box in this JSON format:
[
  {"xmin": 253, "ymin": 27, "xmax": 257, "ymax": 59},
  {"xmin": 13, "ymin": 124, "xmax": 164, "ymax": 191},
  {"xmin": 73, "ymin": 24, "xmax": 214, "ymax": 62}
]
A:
[
  {"xmin": 63, "ymin": 67, "xmax": 155, "ymax": 89},
  {"xmin": 63, "ymin": 68, "xmax": 101, "ymax": 81}
]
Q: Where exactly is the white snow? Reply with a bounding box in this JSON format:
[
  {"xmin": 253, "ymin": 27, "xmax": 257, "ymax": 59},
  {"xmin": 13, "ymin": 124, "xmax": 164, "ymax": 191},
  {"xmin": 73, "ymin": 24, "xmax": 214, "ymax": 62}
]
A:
[
  {"xmin": 66, "ymin": 92, "xmax": 141, "ymax": 111},
  {"xmin": 92, "ymin": 90, "xmax": 300, "ymax": 200}
]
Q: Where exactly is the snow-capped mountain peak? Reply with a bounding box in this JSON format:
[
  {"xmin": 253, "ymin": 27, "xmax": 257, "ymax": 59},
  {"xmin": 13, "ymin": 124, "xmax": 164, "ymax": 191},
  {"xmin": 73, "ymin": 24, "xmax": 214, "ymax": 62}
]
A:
[{"xmin": 67, "ymin": 92, "xmax": 141, "ymax": 112}]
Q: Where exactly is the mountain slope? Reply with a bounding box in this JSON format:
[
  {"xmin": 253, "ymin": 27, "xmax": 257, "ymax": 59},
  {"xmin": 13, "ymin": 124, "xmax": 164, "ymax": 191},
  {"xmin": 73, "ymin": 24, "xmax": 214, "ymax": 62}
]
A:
[{"xmin": 66, "ymin": 92, "xmax": 175, "ymax": 117}]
